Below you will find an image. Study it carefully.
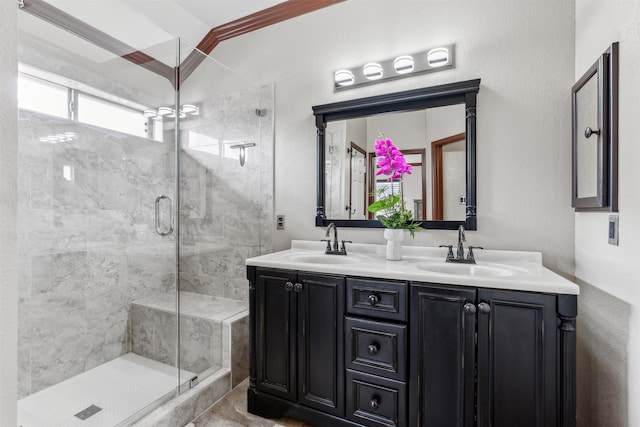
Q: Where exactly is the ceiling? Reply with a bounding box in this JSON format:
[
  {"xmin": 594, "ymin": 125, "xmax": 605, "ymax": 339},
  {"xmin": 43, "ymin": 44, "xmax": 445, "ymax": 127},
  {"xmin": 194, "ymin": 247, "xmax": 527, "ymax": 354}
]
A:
[
  {"xmin": 17, "ymin": 0, "xmax": 341, "ymax": 104},
  {"xmin": 46, "ymin": 0, "xmax": 287, "ymax": 51}
]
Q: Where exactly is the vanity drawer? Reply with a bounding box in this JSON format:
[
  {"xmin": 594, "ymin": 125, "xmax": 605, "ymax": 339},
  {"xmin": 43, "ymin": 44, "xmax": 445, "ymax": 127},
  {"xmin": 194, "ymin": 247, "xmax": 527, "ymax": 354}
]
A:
[
  {"xmin": 346, "ymin": 278, "xmax": 407, "ymax": 322},
  {"xmin": 346, "ymin": 369, "xmax": 407, "ymax": 427},
  {"xmin": 345, "ymin": 317, "xmax": 406, "ymax": 381}
]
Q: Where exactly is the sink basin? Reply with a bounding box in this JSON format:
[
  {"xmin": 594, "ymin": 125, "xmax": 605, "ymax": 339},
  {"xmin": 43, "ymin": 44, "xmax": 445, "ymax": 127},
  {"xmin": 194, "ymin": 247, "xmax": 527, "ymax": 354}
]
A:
[
  {"xmin": 286, "ymin": 254, "xmax": 364, "ymax": 265},
  {"xmin": 414, "ymin": 262, "xmax": 529, "ymax": 277}
]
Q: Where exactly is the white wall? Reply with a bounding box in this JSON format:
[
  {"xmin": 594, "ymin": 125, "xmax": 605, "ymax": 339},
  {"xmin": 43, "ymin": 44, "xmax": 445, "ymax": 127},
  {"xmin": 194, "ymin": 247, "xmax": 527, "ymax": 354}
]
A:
[
  {"xmin": 575, "ymin": 1, "xmax": 640, "ymax": 425},
  {"xmin": 0, "ymin": 1, "xmax": 18, "ymax": 425},
  {"xmin": 211, "ymin": 0, "xmax": 576, "ymax": 276}
]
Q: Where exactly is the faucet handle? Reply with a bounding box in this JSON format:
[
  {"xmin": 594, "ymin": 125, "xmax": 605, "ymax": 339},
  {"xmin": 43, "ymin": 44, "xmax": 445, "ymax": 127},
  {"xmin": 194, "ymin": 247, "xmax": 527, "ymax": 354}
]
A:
[
  {"xmin": 439, "ymin": 244, "xmax": 454, "ymax": 260},
  {"xmin": 321, "ymin": 239, "xmax": 332, "ymax": 252},
  {"xmin": 467, "ymin": 246, "xmax": 484, "ymax": 262},
  {"xmin": 340, "ymin": 240, "xmax": 352, "ymax": 253}
]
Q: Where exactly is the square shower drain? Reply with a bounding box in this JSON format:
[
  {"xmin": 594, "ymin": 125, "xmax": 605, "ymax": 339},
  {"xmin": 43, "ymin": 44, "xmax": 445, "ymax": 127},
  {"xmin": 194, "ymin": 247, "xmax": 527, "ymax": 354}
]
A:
[{"xmin": 74, "ymin": 404, "xmax": 102, "ymax": 420}]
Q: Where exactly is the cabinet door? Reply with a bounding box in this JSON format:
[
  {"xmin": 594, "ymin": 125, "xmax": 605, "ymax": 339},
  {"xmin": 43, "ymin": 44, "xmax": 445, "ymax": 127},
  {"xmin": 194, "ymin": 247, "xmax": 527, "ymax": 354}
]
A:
[
  {"xmin": 477, "ymin": 289, "xmax": 557, "ymax": 427},
  {"xmin": 255, "ymin": 268, "xmax": 298, "ymax": 401},
  {"xmin": 409, "ymin": 283, "xmax": 476, "ymax": 427},
  {"xmin": 297, "ymin": 273, "xmax": 345, "ymax": 417}
]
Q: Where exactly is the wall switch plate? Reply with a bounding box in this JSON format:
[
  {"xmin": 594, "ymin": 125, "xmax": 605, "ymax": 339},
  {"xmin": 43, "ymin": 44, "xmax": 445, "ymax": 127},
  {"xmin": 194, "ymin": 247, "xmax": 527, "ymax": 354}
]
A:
[
  {"xmin": 608, "ymin": 215, "xmax": 619, "ymax": 245},
  {"xmin": 459, "ymin": 196, "xmax": 466, "ymax": 205},
  {"xmin": 276, "ymin": 215, "xmax": 285, "ymax": 230}
]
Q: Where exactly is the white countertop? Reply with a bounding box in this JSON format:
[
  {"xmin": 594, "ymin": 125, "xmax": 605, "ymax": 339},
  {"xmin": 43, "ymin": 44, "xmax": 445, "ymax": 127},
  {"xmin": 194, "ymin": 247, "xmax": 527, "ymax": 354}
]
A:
[{"xmin": 246, "ymin": 240, "xmax": 579, "ymax": 295}]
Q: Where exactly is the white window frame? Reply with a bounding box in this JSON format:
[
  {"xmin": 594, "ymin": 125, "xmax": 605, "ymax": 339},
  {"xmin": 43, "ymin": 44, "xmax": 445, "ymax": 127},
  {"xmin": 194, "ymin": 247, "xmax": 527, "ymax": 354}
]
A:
[{"xmin": 18, "ymin": 66, "xmax": 156, "ymax": 140}]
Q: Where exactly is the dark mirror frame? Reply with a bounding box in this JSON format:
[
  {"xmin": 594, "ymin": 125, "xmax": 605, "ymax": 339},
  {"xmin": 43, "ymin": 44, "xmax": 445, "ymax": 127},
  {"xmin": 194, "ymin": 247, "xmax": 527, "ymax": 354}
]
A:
[
  {"xmin": 312, "ymin": 78, "xmax": 481, "ymax": 230},
  {"xmin": 571, "ymin": 42, "xmax": 618, "ymax": 211}
]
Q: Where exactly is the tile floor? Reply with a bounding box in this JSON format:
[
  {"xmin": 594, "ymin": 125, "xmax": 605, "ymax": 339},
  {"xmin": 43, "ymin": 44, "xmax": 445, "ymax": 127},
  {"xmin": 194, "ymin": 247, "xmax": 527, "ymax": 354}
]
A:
[{"xmin": 192, "ymin": 379, "xmax": 314, "ymax": 427}]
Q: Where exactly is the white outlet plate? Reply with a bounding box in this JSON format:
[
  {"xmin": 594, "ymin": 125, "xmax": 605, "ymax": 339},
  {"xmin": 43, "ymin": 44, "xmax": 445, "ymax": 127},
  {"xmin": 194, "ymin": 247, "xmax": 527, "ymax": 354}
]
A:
[{"xmin": 608, "ymin": 215, "xmax": 619, "ymax": 245}]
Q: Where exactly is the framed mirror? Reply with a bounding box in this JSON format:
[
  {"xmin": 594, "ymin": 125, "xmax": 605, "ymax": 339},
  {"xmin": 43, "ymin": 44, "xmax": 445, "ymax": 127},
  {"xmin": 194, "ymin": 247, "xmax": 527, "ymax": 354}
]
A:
[
  {"xmin": 571, "ymin": 42, "xmax": 618, "ymax": 211},
  {"xmin": 313, "ymin": 79, "xmax": 481, "ymax": 230}
]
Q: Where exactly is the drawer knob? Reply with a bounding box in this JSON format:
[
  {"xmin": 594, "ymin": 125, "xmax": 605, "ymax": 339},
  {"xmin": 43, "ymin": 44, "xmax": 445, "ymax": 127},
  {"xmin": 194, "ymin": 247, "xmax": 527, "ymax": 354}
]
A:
[
  {"xmin": 478, "ymin": 302, "xmax": 491, "ymax": 314},
  {"xmin": 370, "ymin": 398, "xmax": 379, "ymax": 410},
  {"xmin": 284, "ymin": 281, "xmax": 294, "ymax": 291},
  {"xmin": 463, "ymin": 303, "xmax": 476, "ymax": 314},
  {"xmin": 368, "ymin": 294, "xmax": 379, "ymax": 306},
  {"xmin": 293, "ymin": 283, "xmax": 303, "ymax": 293},
  {"xmin": 367, "ymin": 344, "xmax": 379, "ymax": 355}
]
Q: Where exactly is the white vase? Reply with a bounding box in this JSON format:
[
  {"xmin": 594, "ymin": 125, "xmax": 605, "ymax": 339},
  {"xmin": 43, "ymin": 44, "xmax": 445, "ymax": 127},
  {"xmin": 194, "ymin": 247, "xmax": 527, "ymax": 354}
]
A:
[{"xmin": 384, "ymin": 228, "xmax": 406, "ymax": 261}]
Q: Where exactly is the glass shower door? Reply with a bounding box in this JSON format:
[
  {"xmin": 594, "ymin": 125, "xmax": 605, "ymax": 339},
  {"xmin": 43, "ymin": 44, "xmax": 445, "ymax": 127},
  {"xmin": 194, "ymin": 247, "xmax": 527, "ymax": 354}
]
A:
[
  {"xmin": 176, "ymin": 39, "xmax": 273, "ymax": 391},
  {"xmin": 17, "ymin": 9, "xmax": 182, "ymax": 425}
]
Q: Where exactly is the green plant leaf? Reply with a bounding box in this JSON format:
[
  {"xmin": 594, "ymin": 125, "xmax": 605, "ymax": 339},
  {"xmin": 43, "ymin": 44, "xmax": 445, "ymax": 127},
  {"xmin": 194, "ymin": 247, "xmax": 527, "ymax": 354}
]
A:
[{"xmin": 367, "ymin": 195, "xmax": 400, "ymax": 213}]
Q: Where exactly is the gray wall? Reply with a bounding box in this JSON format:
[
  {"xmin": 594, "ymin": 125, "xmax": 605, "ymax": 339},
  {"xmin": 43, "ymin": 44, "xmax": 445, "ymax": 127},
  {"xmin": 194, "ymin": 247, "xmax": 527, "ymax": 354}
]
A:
[
  {"xmin": 0, "ymin": 0, "xmax": 18, "ymax": 425},
  {"xmin": 576, "ymin": 281, "xmax": 629, "ymax": 427},
  {"xmin": 17, "ymin": 112, "xmax": 176, "ymax": 397},
  {"xmin": 179, "ymin": 85, "xmax": 274, "ymax": 302}
]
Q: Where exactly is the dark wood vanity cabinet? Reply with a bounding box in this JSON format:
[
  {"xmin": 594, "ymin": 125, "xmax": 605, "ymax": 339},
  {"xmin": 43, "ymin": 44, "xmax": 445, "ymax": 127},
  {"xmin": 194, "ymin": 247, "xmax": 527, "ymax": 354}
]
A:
[
  {"xmin": 409, "ymin": 284, "xmax": 575, "ymax": 427},
  {"xmin": 476, "ymin": 289, "xmax": 559, "ymax": 427},
  {"xmin": 409, "ymin": 283, "xmax": 476, "ymax": 427},
  {"xmin": 250, "ymin": 267, "xmax": 346, "ymax": 419},
  {"xmin": 248, "ymin": 267, "xmax": 577, "ymax": 427}
]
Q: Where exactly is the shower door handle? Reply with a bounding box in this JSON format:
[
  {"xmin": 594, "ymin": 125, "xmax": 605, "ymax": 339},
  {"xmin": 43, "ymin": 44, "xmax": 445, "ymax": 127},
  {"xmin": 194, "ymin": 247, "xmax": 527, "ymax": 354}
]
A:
[{"xmin": 155, "ymin": 195, "xmax": 174, "ymax": 236}]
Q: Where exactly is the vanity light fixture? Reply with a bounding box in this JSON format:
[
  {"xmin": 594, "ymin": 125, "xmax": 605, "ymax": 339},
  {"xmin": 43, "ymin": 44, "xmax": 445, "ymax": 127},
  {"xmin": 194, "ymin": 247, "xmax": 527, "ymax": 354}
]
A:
[
  {"xmin": 363, "ymin": 63, "xmax": 383, "ymax": 80},
  {"xmin": 181, "ymin": 104, "xmax": 199, "ymax": 115},
  {"xmin": 143, "ymin": 109, "xmax": 157, "ymax": 118},
  {"xmin": 427, "ymin": 47, "xmax": 450, "ymax": 67},
  {"xmin": 394, "ymin": 55, "xmax": 414, "ymax": 74},
  {"xmin": 334, "ymin": 69, "xmax": 355, "ymax": 87},
  {"xmin": 333, "ymin": 44, "xmax": 455, "ymax": 91},
  {"xmin": 154, "ymin": 104, "xmax": 200, "ymax": 120}
]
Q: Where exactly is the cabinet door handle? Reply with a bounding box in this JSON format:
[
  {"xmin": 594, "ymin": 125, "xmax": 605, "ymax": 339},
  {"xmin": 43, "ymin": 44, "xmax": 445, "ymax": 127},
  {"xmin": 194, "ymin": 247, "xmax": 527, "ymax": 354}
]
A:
[
  {"xmin": 368, "ymin": 294, "xmax": 379, "ymax": 306},
  {"xmin": 293, "ymin": 283, "xmax": 303, "ymax": 292},
  {"xmin": 478, "ymin": 302, "xmax": 491, "ymax": 314},
  {"xmin": 370, "ymin": 398, "xmax": 379, "ymax": 409},
  {"xmin": 463, "ymin": 303, "xmax": 477, "ymax": 314},
  {"xmin": 284, "ymin": 281, "xmax": 294, "ymax": 291},
  {"xmin": 367, "ymin": 344, "xmax": 379, "ymax": 355}
]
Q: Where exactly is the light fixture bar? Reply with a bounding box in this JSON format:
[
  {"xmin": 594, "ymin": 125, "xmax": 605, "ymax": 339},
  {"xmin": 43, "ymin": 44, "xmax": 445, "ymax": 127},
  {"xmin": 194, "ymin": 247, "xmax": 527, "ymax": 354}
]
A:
[{"xmin": 333, "ymin": 44, "xmax": 455, "ymax": 91}]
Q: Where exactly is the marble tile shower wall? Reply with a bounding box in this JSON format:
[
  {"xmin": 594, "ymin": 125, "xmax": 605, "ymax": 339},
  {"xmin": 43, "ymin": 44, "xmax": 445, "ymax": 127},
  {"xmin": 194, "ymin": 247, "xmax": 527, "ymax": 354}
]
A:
[
  {"xmin": 179, "ymin": 85, "xmax": 274, "ymax": 301},
  {"xmin": 17, "ymin": 111, "xmax": 176, "ymax": 398}
]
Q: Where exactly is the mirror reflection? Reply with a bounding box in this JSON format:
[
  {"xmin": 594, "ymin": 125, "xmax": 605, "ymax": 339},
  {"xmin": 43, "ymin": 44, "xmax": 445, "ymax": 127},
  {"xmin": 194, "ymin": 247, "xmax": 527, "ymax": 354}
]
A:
[
  {"xmin": 324, "ymin": 104, "xmax": 466, "ymax": 221},
  {"xmin": 575, "ymin": 73, "xmax": 599, "ymax": 198}
]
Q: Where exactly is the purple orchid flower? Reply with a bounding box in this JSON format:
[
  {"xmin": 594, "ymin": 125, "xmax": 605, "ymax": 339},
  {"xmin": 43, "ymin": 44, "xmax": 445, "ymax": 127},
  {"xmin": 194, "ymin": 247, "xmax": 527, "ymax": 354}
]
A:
[{"xmin": 374, "ymin": 138, "xmax": 412, "ymax": 180}]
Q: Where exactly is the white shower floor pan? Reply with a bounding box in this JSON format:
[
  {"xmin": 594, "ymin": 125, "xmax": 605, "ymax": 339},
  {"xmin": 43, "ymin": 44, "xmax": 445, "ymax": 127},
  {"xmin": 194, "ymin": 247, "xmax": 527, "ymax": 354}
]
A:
[{"xmin": 18, "ymin": 353, "xmax": 195, "ymax": 427}]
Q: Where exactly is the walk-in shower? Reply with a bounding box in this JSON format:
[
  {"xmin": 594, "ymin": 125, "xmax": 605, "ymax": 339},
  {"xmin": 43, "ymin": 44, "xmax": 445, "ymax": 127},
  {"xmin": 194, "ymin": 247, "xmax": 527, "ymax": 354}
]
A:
[{"xmin": 16, "ymin": 3, "xmax": 272, "ymax": 425}]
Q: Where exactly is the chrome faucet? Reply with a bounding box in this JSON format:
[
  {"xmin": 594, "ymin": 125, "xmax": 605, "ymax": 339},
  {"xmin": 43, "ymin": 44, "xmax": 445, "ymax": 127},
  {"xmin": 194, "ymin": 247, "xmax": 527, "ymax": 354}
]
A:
[
  {"xmin": 457, "ymin": 225, "xmax": 466, "ymax": 260},
  {"xmin": 439, "ymin": 225, "xmax": 482, "ymax": 264},
  {"xmin": 322, "ymin": 223, "xmax": 351, "ymax": 255}
]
